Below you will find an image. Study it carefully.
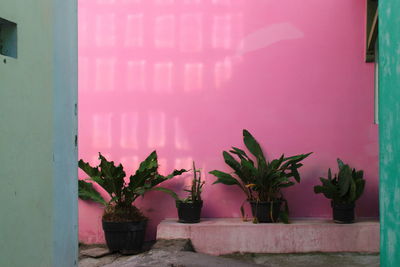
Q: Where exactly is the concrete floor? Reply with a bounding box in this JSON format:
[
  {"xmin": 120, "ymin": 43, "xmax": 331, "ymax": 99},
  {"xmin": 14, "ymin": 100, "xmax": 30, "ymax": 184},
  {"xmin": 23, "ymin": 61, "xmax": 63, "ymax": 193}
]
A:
[
  {"xmin": 224, "ymin": 252, "xmax": 379, "ymax": 267},
  {"xmin": 79, "ymin": 241, "xmax": 379, "ymax": 267}
]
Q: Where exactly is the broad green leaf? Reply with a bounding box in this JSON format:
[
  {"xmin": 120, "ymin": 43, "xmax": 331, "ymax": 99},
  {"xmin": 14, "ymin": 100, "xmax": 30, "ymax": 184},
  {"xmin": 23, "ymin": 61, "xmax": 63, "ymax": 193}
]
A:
[
  {"xmin": 314, "ymin": 178, "xmax": 337, "ymax": 199},
  {"xmin": 98, "ymin": 153, "xmax": 125, "ymax": 199},
  {"xmin": 163, "ymin": 169, "xmax": 188, "ymax": 180},
  {"xmin": 79, "ymin": 160, "xmax": 100, "ymax": 177},
  {"xmin": 283, "ymin": 152, "xmax": 312, "ymax": 162},
  {"xmin": 280, "ymin": 153, "xmax": 310, "ymax": 170},
  {"xmin": 338, "ymin": 165, "xmax": 352, "ymax": 196},
  {"xmin": 290, "ymin": 166, "xmax": 301, "ymax": 183},
  {"xmin": 314, "ymin": 185, "xmax": 324, "ymax": 194},
  {"xmin": 129, "ymin": 151, "xmax": 159, "ymax": 190},
  {"xmin": 230, "ymin": 147, "xmax": 254, "ymax": 165},
  {"xmin": 314, "ymin": 185, "xmax": 334, "ymax": 199},
  {"xmin": 355, "ymin": 179, "xmax": 365, "ymax": 200},
  {"xmin": 354, "ymin": 170, "xmax": 364, "ymax": 180},
  {"xmin": 223, "ymin": 151, "xmax": 242, "ymax": 174},
  {"xmin": 241, "ymin": 158, "xmax": 258, "ymax": 178},
  {"xmin": 270, "ymin": 154, "xmax": 284, "ymax": 169},
  {"xmin": 243, "ymin": 129, "xmax": 265, "ymax": 160},
  {"xmin": 150, "ymin": 187, "xmax": 179, "ymax": 200},
  {"xmin": 209, "ymin": 170, "xmax": 240, "ymax": 185},
  {"xmin": 78, "ymin": 180, "xmax": 107, "ymax": 206},
  {"xmin": 348, "ymin": 178, "xmax": 356, "ymax": 202}
]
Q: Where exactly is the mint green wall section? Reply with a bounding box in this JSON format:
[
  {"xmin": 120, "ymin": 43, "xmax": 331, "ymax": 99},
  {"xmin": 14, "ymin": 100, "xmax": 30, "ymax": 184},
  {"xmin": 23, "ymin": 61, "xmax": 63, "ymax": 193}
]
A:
[
  {"xmin": 0, "ymin": 1, "xmax": 77, "ymax": 266},
  {"xmin": 379, "ymin": 0, "xmax": 400, "ymax": 266},
  {"xmin": 52, "ymin": 0, "xmax": 78, "ymax": 266}
]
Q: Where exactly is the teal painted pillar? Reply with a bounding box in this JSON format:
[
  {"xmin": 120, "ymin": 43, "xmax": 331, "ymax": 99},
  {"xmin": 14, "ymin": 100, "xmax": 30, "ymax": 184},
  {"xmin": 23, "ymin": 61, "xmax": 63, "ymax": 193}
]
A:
[
  {"xmin": 0, "ymin": 0, "xmax": 77, "ymax": 266},
  {"xmin": 379, "ymin": 1, "xmax": 400, "ymax": 266}
]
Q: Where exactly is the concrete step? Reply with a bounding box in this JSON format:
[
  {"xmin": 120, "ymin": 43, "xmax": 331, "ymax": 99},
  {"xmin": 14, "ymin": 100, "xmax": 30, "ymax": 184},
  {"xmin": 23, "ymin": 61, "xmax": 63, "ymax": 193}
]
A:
[{"xmin": 157, "ymin": 218, "xmax": 379, "ymax": 255}]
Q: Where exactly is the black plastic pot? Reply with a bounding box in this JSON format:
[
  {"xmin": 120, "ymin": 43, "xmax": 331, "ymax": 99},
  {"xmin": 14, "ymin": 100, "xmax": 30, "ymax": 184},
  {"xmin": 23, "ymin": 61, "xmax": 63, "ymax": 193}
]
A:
[
  {"xmin": 102, "ymin": 220, "xmax": 147, "ymax": 254},
  {"xmin": 331, "ymin": 201, "xmax": 355, "ymax": 224},
  {"xmin": 176, "ymin": 200, "xmax": 203, "ymax": 223},
  {"xmin": 249, "ymin": 201, "xmax": 282, "ymax": 223}
]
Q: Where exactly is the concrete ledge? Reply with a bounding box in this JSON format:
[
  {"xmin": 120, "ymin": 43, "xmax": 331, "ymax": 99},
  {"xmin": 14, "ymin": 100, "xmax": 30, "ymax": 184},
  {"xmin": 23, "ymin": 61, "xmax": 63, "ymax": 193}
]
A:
[{"xmin": 157, "ymin": 218, "xmax": 379, "ymax": 255}]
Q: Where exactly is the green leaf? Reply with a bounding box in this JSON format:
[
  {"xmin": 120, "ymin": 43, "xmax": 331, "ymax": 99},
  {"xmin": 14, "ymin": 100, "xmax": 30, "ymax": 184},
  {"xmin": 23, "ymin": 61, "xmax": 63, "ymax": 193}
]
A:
[
  {"xmin": 355, "ymin": 179, "xmax": 365, "ymax": 200},
  {"xmin": 314, "ymin": 178, "xmax": 337, "ymax": 199},
  {"xmin": 243, "ymin": 129, "xmax": 266, "ymax": 161},
  {"xmin": 150, "ymin": 187, "xmax": 179, "ymax": 200},
  {"xmin": 337, "ymin": 158, "xmax": 345, "ymax": 169},
  {"xmin": 354, "ymin": 170, "xmax": 364, "ymax": 180},
  {"xmin": 98, "ymin": 153, "xmax": 125, "ymax": 198},
  {"xmin": 79, "ymin": 160, "xmax": 100, "ymax": 177},
  {"xmin": 223, "ymin": 151, "xmax": 242, "ymax": 173},
  {"xmin": 129, "ymin": 151, "xmax": 159, "ymax": 190},
  {"xmin": 348, "ymin": 178, "xmax": 356, "ymax": 202},
  {"xmin": 209, "ymin": 170, "xmax": 240, "ymax": 185},
  {"xmin": 230, "ymin": 147, "xmax": 254, "ymax": 165},
  {"xmin": 283, "ymin": 152, "xmax": 312, "ymax": 163},
  {"xmin": 290, "ymin": 166, "xmax": 301, "ymax": 183},
  {"xmin": 78, "ymin": 180, "xmax": 107, "ymax": 206},
  {"xmin": 279, "ymin": 181, "xmax": 295, "ymax": 188},
  {"xmin": 241, "ymin": 158, "xmax": 258, "ymax": 177},
  {"xmin": 270, "ymin": 154, "xmax": 284, "ymax": 169},
  {"xmin": 338, "ymin": 165, "xmax": 352, "ymax": 196},
  {"xmin": 279, "ymin": 199, "xmax": 289, "ymax": 224},
  {"xmin": 163, "ymin": 169, "xmax": 188, "ymax": 180},
  {"xmin": 314, "ymin": 185, "xmax": 324, "ymax": 194}
]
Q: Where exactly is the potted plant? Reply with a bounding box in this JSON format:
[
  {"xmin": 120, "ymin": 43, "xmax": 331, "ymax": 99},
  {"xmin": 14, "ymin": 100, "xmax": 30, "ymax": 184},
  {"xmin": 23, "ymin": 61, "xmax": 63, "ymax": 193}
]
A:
[
  {"xmin": 314, "ymin": 158, "xmax": 365, "ymax": 224},
  {"xmin": 174, "ymin": 161, "xmax": 205, "ymax": 223},
  {"xmin": 78, "ymin": 151, "xmax": 187, "ymax": 254},
  {"xmin": 209, "ymin": 129, "xmax": 312, "ymax": 223}
]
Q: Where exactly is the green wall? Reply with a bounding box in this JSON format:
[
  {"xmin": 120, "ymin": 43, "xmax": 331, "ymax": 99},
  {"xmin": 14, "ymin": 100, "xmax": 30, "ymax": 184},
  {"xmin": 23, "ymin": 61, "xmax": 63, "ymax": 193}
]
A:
[
  {"xmin": 0, "ymin": 1, "xmax": 77, "ymax": 266},
  {"xmin": 379, "ymin": 1, "xmax": 400, "ymax": 266}
]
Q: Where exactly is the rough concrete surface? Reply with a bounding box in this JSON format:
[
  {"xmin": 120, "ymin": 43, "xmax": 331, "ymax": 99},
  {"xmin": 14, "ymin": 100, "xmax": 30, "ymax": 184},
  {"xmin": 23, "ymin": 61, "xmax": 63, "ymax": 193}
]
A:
[
  {"xmin": 79, "ymin": 240, "xmax": 379, "ymax": 267},
  {"xmin": 81, "ymin": 247, "xmax": 113, "ymax": 258},
  {"xmin": 106, "ymin": 250, "xmax": 260, "ymax": 267},
  {"xmin": 157, "ymin": 218, "xmax": 380, "ymax": 255},
  {"xmin": 224, "ymin": 252, "xmax": 380, "ymax": 267}
]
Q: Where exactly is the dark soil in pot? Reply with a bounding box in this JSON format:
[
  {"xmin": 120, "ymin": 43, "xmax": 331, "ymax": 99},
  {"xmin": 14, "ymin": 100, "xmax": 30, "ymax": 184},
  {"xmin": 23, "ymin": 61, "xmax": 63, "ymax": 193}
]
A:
[
  {"xmin": 176, "ymin": 200, "xmax": 203, "ymax": 223},
  {"xmin": 249, "ymin": 201, "xmax": 282, "ymax": 223},
  {"xmin": 102, "ymin": 220, "xmax": 147, "ymax": 255},
  {"xmin": 331, "ymin": 201, "xmax": 355, "ymax": 224}
]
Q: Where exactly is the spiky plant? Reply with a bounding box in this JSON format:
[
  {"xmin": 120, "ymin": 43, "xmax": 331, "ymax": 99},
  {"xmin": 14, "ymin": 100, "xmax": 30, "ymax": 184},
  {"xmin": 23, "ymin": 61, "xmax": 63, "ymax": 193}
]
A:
[
  {"xmin": 314, "ymin": 159, "xmax": 365, "ymax": 204},
  {"xmin": 179, "ymin": 161, "xmax": 204, "ymax": 203}
]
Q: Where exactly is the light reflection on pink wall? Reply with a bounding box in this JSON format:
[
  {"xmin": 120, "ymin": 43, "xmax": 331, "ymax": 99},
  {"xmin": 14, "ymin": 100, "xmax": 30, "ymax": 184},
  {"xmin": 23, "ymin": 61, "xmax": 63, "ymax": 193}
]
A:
[{"xmin": 78, "ymin": 0, "xmax": 378, "ymax": 243}]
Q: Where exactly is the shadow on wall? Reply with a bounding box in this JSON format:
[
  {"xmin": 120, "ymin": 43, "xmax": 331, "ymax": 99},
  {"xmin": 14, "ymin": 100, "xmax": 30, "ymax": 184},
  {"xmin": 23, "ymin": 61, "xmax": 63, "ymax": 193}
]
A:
[{"xmin": 78, "ymin": 0, "xmax": 378, "ymax": 243}]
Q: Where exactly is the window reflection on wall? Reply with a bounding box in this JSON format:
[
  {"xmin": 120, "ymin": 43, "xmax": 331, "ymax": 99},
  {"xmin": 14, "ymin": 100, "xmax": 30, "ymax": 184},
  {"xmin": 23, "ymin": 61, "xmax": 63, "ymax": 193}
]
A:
[
  {"xmin": 154, "ymin": 62, "xmax": 174, "ymax": 93},
  {"xmin": 148, "ymin": 111, "xmax": 166, "ymax": 148},
  {"xmin": 125, "ymin": 14, "xmax": 144, "ymax": 47},
  {"xmin": 92, "ymin": 113, "xmax": 113, "ymax": 149},
  {"xmin": 120, "ymin": 112, "xmax": 139, "ymax": 149},
  {"xmin": 126, "ymin": 60, "xmax": 146, "ymax": 91},
  {"xmin": 95, "ymin": 58, "xmax": 116, "ymax": 91},
  {"xmin": 95, "ymin": 14, "xmax": 116, "ymax": 47},
  {"xmin": 79, "ymin": 0, "xmax": 243, "ymax": 167},
  {"xmin": 180, "ymin": 14, "xmax": 203, "ymax": 52},
  {"xmin": 184, "ymin": 63, "xmax": 203, "ymax": 92},
  {"xmin": 155, "ymin": 15, "xmax": 175, "ymax": 49}
]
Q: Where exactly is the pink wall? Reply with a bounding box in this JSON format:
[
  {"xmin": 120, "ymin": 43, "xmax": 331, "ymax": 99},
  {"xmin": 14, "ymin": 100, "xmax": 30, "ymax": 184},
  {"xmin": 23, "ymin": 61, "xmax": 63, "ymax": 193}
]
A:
[{"xmin": 78, "ymin": 0, "xmax": 378, "ymax": 243}]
